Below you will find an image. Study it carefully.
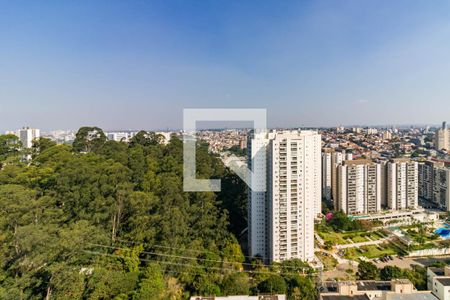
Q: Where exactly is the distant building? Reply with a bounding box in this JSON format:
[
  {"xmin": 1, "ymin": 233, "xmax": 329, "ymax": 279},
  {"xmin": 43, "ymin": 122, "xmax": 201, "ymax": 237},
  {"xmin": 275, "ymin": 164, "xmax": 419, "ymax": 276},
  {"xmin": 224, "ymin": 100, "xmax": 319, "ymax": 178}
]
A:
[
  {"xmin": 352, "ymin": 127, "xmax": 363, "ymax": 134},
  {"xmin": 382, "ymin": 131, "xmax": 393, "ymax": 140},
  {"xmin": 239, "ymin": 137, "xmax": 247, "ymax": 150},
  {"xmin": 107, "ymin": 132, "xmax": 130, "ymax": 142},
  {"xmin": 248, "ymin": 130, "xmax": 321, "ymax": 262},
  {"xmin": 435, "ymin": 121, "xmax": 449, "ymax": 151},
  {"xmin": 155, "ymin": 131, "xmax": 173, "ymax": 144},
  {"xmin": 18, "ymin": 127, "xmax": 40, "ymax": 148},
  {"xmin": 367, "ymin": 128, "xmax": 378, "ymax": 135}
]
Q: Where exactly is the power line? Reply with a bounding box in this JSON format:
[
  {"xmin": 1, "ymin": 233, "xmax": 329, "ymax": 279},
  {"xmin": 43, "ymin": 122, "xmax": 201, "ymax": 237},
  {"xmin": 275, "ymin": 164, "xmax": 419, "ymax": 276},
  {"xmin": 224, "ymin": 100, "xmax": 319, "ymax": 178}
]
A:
[
  {"xmin": 111, "ymin": 238, "xmax": 311, "ymax": 271},
  {"xmin": 83, "ymin": 249, "xmax": 310, "ymax": 277},
  {"xmin": 87, "ymin": 243, "xmax": 246, "ymax": 267}
]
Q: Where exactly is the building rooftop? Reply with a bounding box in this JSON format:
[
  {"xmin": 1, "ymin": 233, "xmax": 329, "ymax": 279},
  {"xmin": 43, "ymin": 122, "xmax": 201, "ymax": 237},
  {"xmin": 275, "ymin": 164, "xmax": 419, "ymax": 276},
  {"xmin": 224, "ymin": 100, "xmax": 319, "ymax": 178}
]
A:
[
  {"xmin": 436, "ymin": 277, "xmax": 450, "ymax": 286},
  {"xmin": 343, "ymin": 159, "xmax": 374, "ymax": 166},
  {"xmin": 384, "ymin": 293, "xmax": 437, "ymax": 300},
  {"xmin": 428, "ymin": 267, "xmax": 444, "ymax": 276},
  {"xmin": 389, "ymin": 158, "xmax": 413, "ymax": 163},
  {"xmin": 322, "ymin": 281, "xmax": 392, "ymax": 293},
  {"xmin": 321, "ymin": 296, "xmax": 369, "ymax": 300},
  {"xmin": 323, "ymin": 148, "xmax": 336, "ymax": 153},
  {"xmin": 357, "ymin": 281, "xmax": 392, "ymax": 291}
]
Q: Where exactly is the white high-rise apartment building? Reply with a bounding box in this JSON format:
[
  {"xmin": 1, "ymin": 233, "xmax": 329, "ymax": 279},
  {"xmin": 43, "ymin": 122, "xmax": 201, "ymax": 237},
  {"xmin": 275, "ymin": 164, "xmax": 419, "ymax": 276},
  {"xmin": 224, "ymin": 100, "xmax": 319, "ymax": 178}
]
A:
[
  {"xmin": 247, "ymin": 131, "xmax": 271, "ymax": 261},
  {"xmin": 18, "ymin": 127, "xmax": 40, "ymax": 148},
  {"xmin": 107, "ymin": 132, "xmax": 130, "ymax": 142},
  {"xmin": 322, "ymin": 149, "xmax": 333, "ymax": 202},
  {"xmin": 322, "ymin": 148, "xmax": 353, "ymax": 205},
  {"xmin": 336, "ymin": 160, "xmax": 383, "ymax": 214},
  {"xmin": 435, "ymin": 121, "xmax": 449, "ymax": 151},
  {"xmin": 325, "ymin": 149, "xmax": 353, "ymax": 209},
  {"xmin": 387, "ymin": 158, "xmax": 418, "ymax": 210},
  {"xmin": 248, "ymin": 130, "xmax": 321, "ymax": 262}
]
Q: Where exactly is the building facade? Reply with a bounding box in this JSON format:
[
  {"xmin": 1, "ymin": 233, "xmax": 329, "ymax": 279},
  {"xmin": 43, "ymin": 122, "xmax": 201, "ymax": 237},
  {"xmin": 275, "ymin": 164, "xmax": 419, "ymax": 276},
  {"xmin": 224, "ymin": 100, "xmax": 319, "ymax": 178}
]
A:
[
  {"xmin": 18, "ymin": 127, "xmax": 40, "ymax": 148},
  {"xmin": 435, "ymin": 121, "xmax": 449, "ymax": 151},
  {"xmin": 248, "ymin": 130, "xmax": 321, "ymax": 262},
  {"xmin": 330, "ymin": 150, "xmax": 353, "ymax": 209},
  {"xmin": 428, "ymin": 266, "xmax": 450, "ymax": 300},
  {"xmin": 322, "ymin": 149, "xmax": 333, "ymax": 202},
  {"xmin": 336, "ymin": 160, "xmax": 383, "ymax": 214},
  {"xmin": 419, "ymin": 161, "xmax": 450, "ymax": 211},
  {"xmin": 387, "ymin": 158, "xmax": 418, "ymax": 210}
]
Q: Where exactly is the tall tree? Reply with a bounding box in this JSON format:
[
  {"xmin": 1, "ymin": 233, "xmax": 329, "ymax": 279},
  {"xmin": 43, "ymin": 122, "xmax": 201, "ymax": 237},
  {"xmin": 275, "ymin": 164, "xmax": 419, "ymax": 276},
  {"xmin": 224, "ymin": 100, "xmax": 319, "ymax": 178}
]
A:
[
  {"xmin": 357, "ymin": 261, "xmax": 379, "ymax": 280},
  {"xmin": 72, "ymin": 127, "xmax": 106, "ymax": 153},
  {"xmin": 380, "ymin": 265, "xmax": 403, "ymax": 281}
]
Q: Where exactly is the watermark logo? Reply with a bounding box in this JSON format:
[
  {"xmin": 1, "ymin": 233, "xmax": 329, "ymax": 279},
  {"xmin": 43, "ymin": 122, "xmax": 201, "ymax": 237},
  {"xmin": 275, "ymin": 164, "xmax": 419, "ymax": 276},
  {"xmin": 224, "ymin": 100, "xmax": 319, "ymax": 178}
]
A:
[{"xmin": 183, "ymin": 108, "xmax": 266, "ymax": 192}]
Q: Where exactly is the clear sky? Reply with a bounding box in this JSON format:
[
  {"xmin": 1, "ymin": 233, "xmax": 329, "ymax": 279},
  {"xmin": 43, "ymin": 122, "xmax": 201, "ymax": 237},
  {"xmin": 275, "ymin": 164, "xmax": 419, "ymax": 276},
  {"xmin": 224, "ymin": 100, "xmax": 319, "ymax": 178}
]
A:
[{"xmin": 1, "ymin": 0, "xmax": 450, "ymax": 131}]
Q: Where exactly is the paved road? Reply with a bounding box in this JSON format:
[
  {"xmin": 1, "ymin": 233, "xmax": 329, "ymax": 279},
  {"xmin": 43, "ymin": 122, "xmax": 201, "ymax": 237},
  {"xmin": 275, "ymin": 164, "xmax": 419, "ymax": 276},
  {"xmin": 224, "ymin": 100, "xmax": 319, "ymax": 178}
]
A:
[{"xmin": 315, "ymin": 233, "xmax": 325, "ymax": 246}]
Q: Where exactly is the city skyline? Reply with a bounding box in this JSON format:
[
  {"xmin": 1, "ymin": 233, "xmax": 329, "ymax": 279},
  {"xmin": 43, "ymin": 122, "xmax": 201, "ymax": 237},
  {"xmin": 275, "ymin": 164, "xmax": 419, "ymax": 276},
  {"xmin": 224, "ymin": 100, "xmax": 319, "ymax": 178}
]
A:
[
  {"xmin": 2, "ymin": 122, "xmax": 448, "ymax": 134},
  {"xmin": 2, "ymin": 2, "xmax": 450, "ymax": 299},
  {"xmin": 1, "ymin": 1, "xmax": 450, "ymax": 131}
]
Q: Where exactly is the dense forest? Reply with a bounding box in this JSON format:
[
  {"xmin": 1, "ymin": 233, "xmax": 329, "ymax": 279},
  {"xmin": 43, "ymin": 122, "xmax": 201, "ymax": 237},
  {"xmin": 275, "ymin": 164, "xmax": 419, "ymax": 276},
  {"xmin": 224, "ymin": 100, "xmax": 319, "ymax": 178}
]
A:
[{"xmin": 0, "ymin": 127, "xmax": 316, "ymax": 299}]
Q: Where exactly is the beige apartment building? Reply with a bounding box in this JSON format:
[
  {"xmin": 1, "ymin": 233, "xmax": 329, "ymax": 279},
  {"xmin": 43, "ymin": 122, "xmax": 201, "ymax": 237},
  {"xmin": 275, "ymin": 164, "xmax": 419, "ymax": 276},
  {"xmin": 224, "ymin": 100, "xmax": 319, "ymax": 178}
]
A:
[
  {"xmin": 320, "ymin": 148, "xmax": 353, "ymax": 209},
  {"xmin": 336, "ymin": 159, "xmax": 383, "ymax": 214},
  {"xmin": 387, "ymin": 158, "xmax": 418, "ymax": 210},
  {"xmin": 334, "ymin": 157, "xmax": 418, "ymax": 214},
  {"xmin": 435, "ymin": 121, "xmax": 449, "ymax": 151}
]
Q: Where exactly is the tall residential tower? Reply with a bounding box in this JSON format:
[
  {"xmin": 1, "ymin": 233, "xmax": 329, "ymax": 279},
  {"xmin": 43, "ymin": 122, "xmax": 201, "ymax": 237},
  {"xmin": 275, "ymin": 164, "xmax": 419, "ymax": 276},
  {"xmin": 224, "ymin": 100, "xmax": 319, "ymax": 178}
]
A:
[
  {"xmin": 248, "ymin": 130, "xmax": 321, "ymax": 262},
  {"xmin": 435, "ymin": 121, "xmax": 449, "ymax": 151},
  {"xmin": 18, "ymin": 127, "xmax": 40, "ymax": 149},
  {"xmin": 387, "ymin": 158, "xmax": 418, "ymax": 210},
  {"xmin": 336, "ymin": 160, "xmax": 383, "ymax": 214}
]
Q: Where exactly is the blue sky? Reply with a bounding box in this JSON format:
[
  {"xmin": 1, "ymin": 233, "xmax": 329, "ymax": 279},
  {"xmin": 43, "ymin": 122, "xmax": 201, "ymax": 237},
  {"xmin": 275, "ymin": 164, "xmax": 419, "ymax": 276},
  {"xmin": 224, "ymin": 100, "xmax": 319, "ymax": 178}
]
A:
[{"xmin": 1, "ymin": 0, "xmax": 450, "ymax": 131}]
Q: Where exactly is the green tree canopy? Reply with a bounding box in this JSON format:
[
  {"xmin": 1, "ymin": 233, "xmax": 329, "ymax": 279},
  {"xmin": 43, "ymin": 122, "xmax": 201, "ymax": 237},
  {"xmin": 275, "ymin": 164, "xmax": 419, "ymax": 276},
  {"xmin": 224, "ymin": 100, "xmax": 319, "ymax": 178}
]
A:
[
  {"xmin": 72, "ymin": 126, "xmax": 106, "ymax": 153},
  {"xmin": 357, "ymin": 261, "xmax": 379, "ymax": 280},
  {"xmin": 380, "ymin": 265, "xmax": 403, "ymax": 281},
  {"xmin": 257, "ymin": 274, "xmax": 287, "ymax": 294}
]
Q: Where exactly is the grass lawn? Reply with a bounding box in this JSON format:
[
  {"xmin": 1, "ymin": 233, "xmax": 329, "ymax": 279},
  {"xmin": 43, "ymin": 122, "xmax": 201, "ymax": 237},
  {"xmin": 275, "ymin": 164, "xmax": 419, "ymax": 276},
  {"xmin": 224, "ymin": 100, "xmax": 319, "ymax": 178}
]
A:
[
  {"xmin": 343, "ymin": 243, "xmax": 400, "ymax": 260},
  {"xmin": 318, "ymin": 229, "xmax": 385, "ymax": 245},
  {"xmin": 318, "ymin": 231, "xmax": 347, "ymax": 244},
  {"xmin": 350, "ymin": 235, "xmax": 367, "ymax": 243},
  {"xmin": 411, "ymin": 242, "xmax": 439, "ymax": 251}
]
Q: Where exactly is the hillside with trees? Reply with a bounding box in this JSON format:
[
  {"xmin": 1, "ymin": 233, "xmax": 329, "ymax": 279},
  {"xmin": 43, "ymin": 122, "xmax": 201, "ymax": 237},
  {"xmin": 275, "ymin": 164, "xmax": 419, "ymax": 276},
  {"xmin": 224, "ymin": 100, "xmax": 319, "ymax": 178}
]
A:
[{"xmin": 0, "ymin": 127, "xmax": 316, "ymax": 299}]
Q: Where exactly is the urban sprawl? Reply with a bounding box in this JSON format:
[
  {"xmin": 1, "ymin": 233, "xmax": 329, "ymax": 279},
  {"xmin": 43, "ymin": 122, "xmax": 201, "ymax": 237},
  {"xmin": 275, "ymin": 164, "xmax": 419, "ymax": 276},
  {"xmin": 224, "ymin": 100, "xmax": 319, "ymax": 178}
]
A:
[{"xmin": 6, "ymin": 122, "xmax": 450, "ymax": 300}]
